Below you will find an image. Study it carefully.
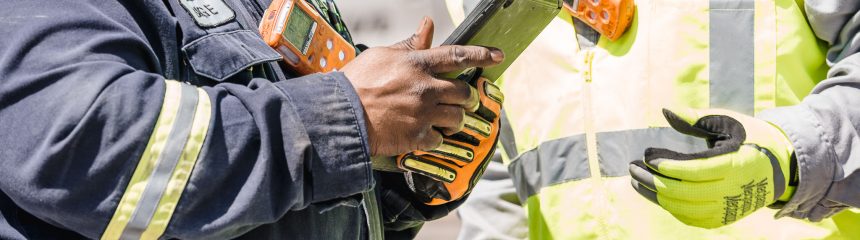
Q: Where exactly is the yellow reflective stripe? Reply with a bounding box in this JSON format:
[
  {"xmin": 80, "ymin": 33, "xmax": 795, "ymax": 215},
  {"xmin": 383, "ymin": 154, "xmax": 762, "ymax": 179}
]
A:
[
  {"xmin": 102, "ymin": 80, "xmax": 183, "ymax": 240},
  {"xmin": 102, "ymin": 81, "xmax": 211, "ymax": 240},
  {"xmin": 141, "ymin": 88, "xmax": 211, "ymax": 239},
  {"xmin": 121, "ymin": 84, "xmax": 197, "ymax": 239}
]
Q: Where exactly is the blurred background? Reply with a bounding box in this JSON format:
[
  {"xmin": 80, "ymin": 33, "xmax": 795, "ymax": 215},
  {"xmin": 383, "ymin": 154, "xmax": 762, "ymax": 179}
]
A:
[
  {"xmin": 339, "ymin": 0, "xmax": 456, "ymax": 47},
  {"xmin": 337, "ymin": 1, "xmax": 462, "ymax": 239}
]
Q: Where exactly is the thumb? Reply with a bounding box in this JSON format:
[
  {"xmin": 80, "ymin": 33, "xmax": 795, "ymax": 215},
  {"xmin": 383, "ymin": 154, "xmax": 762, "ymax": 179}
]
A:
[
  {"xmin": 662, "ymin": 108, "xmax": 711, "ymax": 138},
  {"xmin": 663, "ymin": 108, "xmax": 751, "ymax": 148},
  {"xmin": 390, "ymin": 16, "xmax": 435, "ymax": 50}
]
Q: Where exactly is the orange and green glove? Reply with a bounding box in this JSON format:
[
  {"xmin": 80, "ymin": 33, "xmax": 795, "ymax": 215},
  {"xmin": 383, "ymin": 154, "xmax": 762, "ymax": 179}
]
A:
[
  {"xmin": 396, "ymin": 75, "xmax": 503, "ymax": 205},
  {"xmin": 629, "ymin": 108, "xmax": 798, "ymax": 228}
]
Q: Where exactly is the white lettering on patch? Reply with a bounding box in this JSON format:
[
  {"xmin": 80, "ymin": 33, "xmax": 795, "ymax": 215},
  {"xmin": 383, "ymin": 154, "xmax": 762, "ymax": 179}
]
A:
[{"xmin": 179, "ymin": 0, "xmax": 236, "ymax": 28}]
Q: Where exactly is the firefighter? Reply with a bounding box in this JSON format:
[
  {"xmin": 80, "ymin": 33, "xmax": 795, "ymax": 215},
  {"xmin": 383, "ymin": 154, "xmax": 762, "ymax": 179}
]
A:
[{"xmin": 0, "ymin": 0, "xmax": 503, "ymax": 239}]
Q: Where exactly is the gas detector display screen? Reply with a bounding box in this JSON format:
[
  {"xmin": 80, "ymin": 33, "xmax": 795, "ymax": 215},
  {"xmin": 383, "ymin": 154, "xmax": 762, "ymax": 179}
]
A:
[{"xmin": 283, "ymin": 6, "xmax": 314, "ymax": 54}]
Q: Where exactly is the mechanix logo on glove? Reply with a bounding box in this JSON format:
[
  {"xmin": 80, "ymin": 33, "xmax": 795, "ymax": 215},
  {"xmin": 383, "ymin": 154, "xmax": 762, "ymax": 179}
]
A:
[{"xmin": 722, "ymin": 179, "xmax": 769, "ymax": 224}]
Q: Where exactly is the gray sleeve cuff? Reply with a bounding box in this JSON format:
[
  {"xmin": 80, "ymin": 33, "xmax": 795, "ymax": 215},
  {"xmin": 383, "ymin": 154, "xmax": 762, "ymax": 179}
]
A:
[
  {"xmin": 759, "ymin": 105, "xmax": 844, "ymax": 221},
  {"xmin": 275, "ymin": 72, "xmax": 374, "ymax": 202}
]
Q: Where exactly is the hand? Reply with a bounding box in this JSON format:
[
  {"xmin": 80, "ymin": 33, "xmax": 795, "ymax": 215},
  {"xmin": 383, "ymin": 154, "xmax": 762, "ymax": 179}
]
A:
[
  {"xmin": 398, "ymin": 75, "xmax": 504, "ymax": 205},
  {"xmin": 342, "ymin": 17, "xmax": 504, "ymax": 157},
  {"xmin": 629, "ymin": 108, "xmax": 796, "ymax": 228}
]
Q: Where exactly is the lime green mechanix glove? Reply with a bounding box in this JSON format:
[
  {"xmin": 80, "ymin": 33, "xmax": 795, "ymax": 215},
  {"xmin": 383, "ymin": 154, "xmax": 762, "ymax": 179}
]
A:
[{"xmin": 629, "ymin": 108, "xmax": 798, "ymax": 229}]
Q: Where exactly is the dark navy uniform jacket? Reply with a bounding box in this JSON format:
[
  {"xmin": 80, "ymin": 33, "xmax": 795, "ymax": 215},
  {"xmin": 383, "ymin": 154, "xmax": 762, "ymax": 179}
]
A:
[{"xmin": 0, "ymin": 0, "xmax": 459, "ymax": 239}]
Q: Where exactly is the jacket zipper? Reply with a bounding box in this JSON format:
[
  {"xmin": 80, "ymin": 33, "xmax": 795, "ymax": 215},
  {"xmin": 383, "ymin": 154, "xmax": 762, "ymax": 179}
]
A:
[
  {"xmin": 581, "ymin": 48, "xmax": 613, "ymax": 237},
  {"xmin": 582, "ymin": 50, "xmax": 600, "ymax": 181}
]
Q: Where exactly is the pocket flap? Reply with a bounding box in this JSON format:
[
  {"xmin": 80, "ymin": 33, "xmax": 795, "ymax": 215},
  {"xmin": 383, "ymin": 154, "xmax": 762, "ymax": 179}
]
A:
[{"xmin": 182, "ymin": 30, "xmax": 281, "ymax": 81}]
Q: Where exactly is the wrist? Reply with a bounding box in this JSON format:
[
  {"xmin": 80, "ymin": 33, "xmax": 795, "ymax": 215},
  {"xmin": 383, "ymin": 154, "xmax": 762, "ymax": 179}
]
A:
[
  {"xmin": 778, "ymin": 153, "xmax": 799, "ymax": 202},
  {"xmin": 779, "ymin": 185, "xmax": 797, "ymax": 202},
  {"xmin": 761, "ymin": 119, "xmax": 796, "ymax": 202},
  {"xmin": 274, "ymin": 72, "xmax": 374, "ymax": 201}
]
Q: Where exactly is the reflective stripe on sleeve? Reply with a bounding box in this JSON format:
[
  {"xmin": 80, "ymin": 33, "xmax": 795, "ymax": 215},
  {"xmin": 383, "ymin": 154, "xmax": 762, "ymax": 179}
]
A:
[
  {"xmin": 508, "ymin": 127, "xmax": 707, "ymax": 202},
  {"xmin": 595, "ymin": 127, "xmax": 706, "ymax": 177},
  {"xmin": 102, "ymin": 80, "xmax": 212, "ymax": 240},
  {"xmin": 508, "ymin": 134, "xmax": 590, "ymax": 203}
]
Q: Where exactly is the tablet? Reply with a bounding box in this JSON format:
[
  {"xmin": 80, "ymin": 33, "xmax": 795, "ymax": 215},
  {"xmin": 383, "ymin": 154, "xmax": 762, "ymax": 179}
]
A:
[{"xmin": 442, "ymin": 0, "xmax": 562, "ymax": 81}]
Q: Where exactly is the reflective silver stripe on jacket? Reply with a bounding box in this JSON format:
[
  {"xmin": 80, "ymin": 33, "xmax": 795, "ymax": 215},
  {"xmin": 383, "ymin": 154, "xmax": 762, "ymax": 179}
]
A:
[
  {"xmin": 709, "ymin": 0, "xmax": 755, "ymax": 114},
  {"xmin": 508, "ymin": 128, "xmax": 705, "ymax": 202}
]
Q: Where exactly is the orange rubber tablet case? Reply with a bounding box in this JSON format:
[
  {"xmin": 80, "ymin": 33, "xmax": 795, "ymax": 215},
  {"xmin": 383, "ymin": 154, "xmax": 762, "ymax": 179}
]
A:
[
  {"xmin": 564, "ymin": 0, "xmax": 634, "ymax": 41},
  {"xmin": 259, "ymin": 0, "xmax": 356, "ymax": 75}
]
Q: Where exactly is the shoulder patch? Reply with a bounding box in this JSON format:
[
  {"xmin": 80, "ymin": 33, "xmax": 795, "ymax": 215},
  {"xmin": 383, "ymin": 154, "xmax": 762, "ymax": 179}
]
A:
[{"xmin": 179, "ymin": 0, "xmax": 236, "ymax": 28}]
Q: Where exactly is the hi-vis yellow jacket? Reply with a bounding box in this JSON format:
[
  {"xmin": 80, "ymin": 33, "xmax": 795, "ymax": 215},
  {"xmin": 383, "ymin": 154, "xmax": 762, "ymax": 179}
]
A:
[{"xmin": 449, "ymin": 0, "xmax": 860, "ymax": 239}]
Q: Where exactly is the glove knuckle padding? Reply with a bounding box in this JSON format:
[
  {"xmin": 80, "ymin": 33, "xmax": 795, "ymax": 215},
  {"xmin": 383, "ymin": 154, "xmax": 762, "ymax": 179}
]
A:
[{"xmin": 395, "ymin": 77, "xmax": 502, "ymax": 205}]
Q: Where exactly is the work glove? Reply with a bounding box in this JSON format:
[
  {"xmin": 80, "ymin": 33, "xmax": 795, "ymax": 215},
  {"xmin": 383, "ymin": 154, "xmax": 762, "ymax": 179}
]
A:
[
  {"xmin": 362, "ymin": 18, "xmax": 504, "ymax": 206},
  {"xmin": 629, "ymin": 108, "xmax": 797, "ymax": 229},
  {"xmin": 396, "ymin": 71, "xmax": 503, "ymax": 205}
]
